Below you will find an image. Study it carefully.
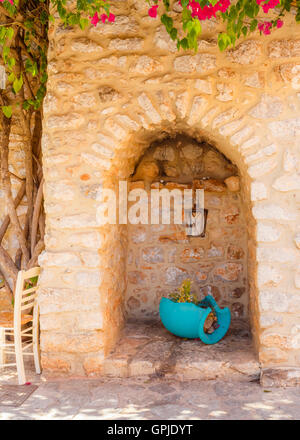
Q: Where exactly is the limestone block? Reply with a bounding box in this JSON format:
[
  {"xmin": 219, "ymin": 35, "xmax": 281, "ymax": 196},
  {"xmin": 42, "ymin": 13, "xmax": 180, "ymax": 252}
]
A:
[
  {"xmin": 259, "ymin": 290, "xmax": 288, "ymax": 312},
  {"xmin": 227, "ymin": 41, "xmax": 262, "ymax": 64},
  {"xmin": 227, "ymin": 245, "xmax": 244, "ymax": 260},
  {"xmin": 116, "ymin": 115, "xmax": 140, "ymax": 131},
  {"xmin": 195, "ymin": 79, "xmax": 212, "ymax": 94},
  {"xmin": 180, "ymin": 248, "xmax": 205, "ymax": 262},
  {"xmin": 38, "ymin": 287, "xmax": 102, "ymax": 314},
  {"xmin": 137, "ymin": 93, "xmax": 161, "ymax": 124},
  {"xmin": 41, "ymin": 331, "xmax": 104, "ymax": 353},
  {"xmin": 129, "ymin": 56, "xmax": 163, "ymax": 74},
  {"xmin": 71, "ymin": 38, "xmax": 103, "ymax": 53},
  {"xmin": 231, "ymin": 302, "xmax": 244, "ymax": 318},
  {"xmin": 207, "ymin": 245, "xmax": 223, "ymax": 258},
  {"xmin": 81, "ymin": 153, "xmax": 112, "ymax": 170},
  {"xmin": 41, "ymin": 355, "xmax": 71, "ymax": 373},
  {"xmin": 108, "ymin": 38, "xmax": 143, "ymax": 51},
  {"xmin": 142, "ymin": 247, "xmax": 164, "ymax": 263},
  {"xmin": 46, "ymin": 181, "xmax": 75, "ymax": 201},
  {"xmin": 214, "ymin": 263, "xmax": 242, "ymax": 281},
  {"xmin": 63, "ymin": 270, "xmax": 102, "ymax": 288},
  {"xmin": 260, "ymin": 348, "xmax": 288, "ymax": 365},
  {"xmin": 187, "ymin": 96, "xmax": 208, "ymax": 125},
  {"xmin": 231, "ymin": 126, "xmax": 252, "ymax": 146},
  {"xmin": 249, "ymin": 94, "xmax": 283, "ymax": 119},
  {"xmin": 91, "ymin": 15, "xmax": 137, "ymax": 36},
  {"xmin": 245, "ymin": 144, "xmax": 277, "ymax": 164},
  {"xmin": 257, "ymin": 265, "xmax": 283, "ymax": 287},
  {"xmin": 83, "ymin": 353, "xmax": 105, "ymax": 375},
  {"xmin": 175, "ymin": 92, "xmax": 189, "ymax": 119},
  {"xmin": 253, "ymin": 204, "xmax": 297, "ymax": 221},
  {"xmin": 268, "ymin": 39, "xmax": 300, "ymax": 58},
  {"xmin": 212, "ymin": 108, "xmax": 239, "ymax": 128},
  {"xmin": 278, "ymin": 63, "xmax": 300, "ymax": 89},
  {"xmin": 261, "ymin": 332, "xmax": 288, "ymax": 349},
  {"xmin": 219, "ymin": 118, "xmax": 244, "ymax": 137},
  {"xmin": 165, "ymin": 266, "xmax": 189, "ymax": 285},
  {"xmin": 127, "ymin": 271, "xmax": 148, "ymax": 285},
  {"xmin": 91, "ymin": 143, "xmax": 115, "ymax": 158},
  {"xmin": 260, "ymin": 314, "xmax": 283, "ymax": 328},
  {"xmin": 257, "ymin": 223, "xmax": 281, "ymax": 243},
  {"xmin": 248, "ymin": 158, "xmax": 277, "ymax": 179},
  {"xmin": 39, "ymin": 251, "xmax": 81, "ymax": 267},
  {"xmin": 269, "ymin": 118, "xmax": 300, "ymax": 138},
  {"xmin": 224, "ymin": 176, "xmax": 240, "ymax": 192},
  {"xmin": 272, "ymin": 174, "xmax": 300, "ymax": 191},
  {"xmin": 257, "ymin": 246, "xmax": 298, "ymax": 264},
  {"xmin": 48, "ymin": 213, "xmax": 101, "ymax": 229},
  {"xmin": 244, "ymin": 72, "xmax": 264, "ymax": 88},
  {"xmin": 174, "ymin": 54, "xmax": 216, "ymax": 74},
  {"xmin": 216, "ymin": 83, "xmax": 233, "ymax": 101},
  {"xmin": 251, "ymin": 181, "xmax": 268, "ymax": 201},
  {"xmin": 154, "ymin": 26, "xmax": 177, "ymax": 53},
  {"xmin": 134, "ymin": 160, "xmax": 159, "ymax": 180},
  {"xmin": 283, "ymin": 149, "xmax": 298, "ymax": 172},
  {"xmin": 47, "ymin": 113, "xmax": 84, "ymax": 130},
  {"xmin": 98, "ymin": 86, "xmax": 121, "ymax": 103}
]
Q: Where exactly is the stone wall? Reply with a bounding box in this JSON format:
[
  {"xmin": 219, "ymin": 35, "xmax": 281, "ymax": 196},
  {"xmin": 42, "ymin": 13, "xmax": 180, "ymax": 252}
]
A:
[
  {"xmin": 39, "ymin": 1, "xmax": 300, "ymax": 379},
  {"xmin": 126, "ymin": 135, "xmax": 248, "ymax": 322}
]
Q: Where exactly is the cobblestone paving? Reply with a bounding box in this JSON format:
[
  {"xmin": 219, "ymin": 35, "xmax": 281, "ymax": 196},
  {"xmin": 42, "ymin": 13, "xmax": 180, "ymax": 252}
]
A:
[{"xmin": 1, "ymin": 367, "xmax": 300, "ymax": 420}]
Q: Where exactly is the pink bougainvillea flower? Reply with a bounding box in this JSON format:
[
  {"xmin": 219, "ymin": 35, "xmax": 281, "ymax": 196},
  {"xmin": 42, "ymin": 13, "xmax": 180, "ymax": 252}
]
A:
[
  {"xmin": 100, "ymin": 13, "xmax": 108, "ymax": 23},
  {"xmin": 277, "ymin": 19, "xmax": 283, "ymax": 28},
  {"xmin": 0, "ymin": 0, "xmax": 14, "ymax": 4},
  {"xmin": 148, "ymin": 5, "xmax": 159, "ymax": 18},
  {"xmin": 90, "ymin": 12, "xmax": 99, "ymax": 27},
  {"xmin": 258, "ymin": 22, "xmax": 264, "ymax": 32},
  {"xmin": 256, "ymin": 0, "xmax": 280, "ymax": 12},
  {"xmin": 184, "ymin": 0, "xmax": 230, "ymax": 22},
  {"xmin": 108, "ymin": 13, "xmax": 115, "ymax": 22}
]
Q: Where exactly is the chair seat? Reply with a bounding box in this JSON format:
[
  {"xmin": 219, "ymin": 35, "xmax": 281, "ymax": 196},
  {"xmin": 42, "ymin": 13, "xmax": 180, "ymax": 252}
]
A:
[{"xmin": 0, "ymin": 312, "xmax": 32, "ymax": 328}]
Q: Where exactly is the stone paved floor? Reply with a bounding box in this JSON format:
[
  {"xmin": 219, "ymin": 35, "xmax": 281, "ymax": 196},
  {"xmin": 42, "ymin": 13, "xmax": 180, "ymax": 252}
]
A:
[
  {"xmin": 1, "ymin": 368, "xmax": 300, "ymax": 420},
  {"xmin": 1, "ymin": 321, "xmax": 299, "ymax": 420},
  {"xmin": 101, "ymin": 320, "xmax": 260, "ymax": 381}
]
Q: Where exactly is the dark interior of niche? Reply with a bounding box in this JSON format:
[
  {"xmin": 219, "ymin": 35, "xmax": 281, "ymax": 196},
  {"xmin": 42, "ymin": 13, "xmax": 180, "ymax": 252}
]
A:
[{"xmin": 130, "ymin": 134, "xmax": 239, "ymax": 184}]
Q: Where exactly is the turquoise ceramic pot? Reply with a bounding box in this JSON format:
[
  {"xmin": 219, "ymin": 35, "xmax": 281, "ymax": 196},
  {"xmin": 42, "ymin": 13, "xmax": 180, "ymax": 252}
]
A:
[{"xmin": 159, "ymin": 294, "xmax": 231, "ymax": 345}]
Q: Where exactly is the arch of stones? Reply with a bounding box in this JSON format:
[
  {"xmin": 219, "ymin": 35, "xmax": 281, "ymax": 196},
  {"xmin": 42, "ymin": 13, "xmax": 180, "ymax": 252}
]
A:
[{"xmin": 36, "ymin": 3, "xmax": 300, "ymax": 382}]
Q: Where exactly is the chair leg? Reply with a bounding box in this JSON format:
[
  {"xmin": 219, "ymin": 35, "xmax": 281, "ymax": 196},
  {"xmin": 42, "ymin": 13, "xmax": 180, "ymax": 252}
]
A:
[
  {"xmin": 33, "ymin": 306, "xmax": 41, "ymax": 374},
  {"xmin": 15, "ymin": 331, "xmax": 26, "ymax": 385},
  {"xmin": 0, "ymin": 328, "xmax": 6, "ymax": 369}
]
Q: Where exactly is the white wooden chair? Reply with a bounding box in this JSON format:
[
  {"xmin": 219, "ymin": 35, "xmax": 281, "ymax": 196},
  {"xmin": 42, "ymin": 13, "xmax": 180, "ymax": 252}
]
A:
[{"xmin": 0, "ymin": 267, "xmax": 41, "ymax": 385}]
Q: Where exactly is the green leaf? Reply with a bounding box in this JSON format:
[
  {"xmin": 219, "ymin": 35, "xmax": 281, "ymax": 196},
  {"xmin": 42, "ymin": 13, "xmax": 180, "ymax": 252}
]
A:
[
  {"xmin": 218, "ymin": 33, "xmax": 231, "ymax": 51},
  {"xmin": 7, "ymin": 72, "xmax": 15, "ymax": 83},
  {"xmin": 2, "ymin": 46, "xmax": 10, "ymax": 63},
  {"xmin": 7, "ymin": 57, "xmax": 15, "ymax": 69},
  {"xmin": 79, "ymin": 17, "xmax": 89, "ymax": 30},
  {"xmin": 13, "ymin": 75, "xmax": 23, "ymax": 94},
  {"xmin": 2, "ymin": 106, "xmax": 12, "ymax": 118},
  {"xmin": 6, "ymin": 27, "xmax": 14, "ymax": 40}
]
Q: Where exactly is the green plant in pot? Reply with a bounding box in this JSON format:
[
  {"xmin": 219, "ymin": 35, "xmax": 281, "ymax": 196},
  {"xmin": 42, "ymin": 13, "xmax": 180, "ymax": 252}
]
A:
[{"xmin": 159, "ymin": 279, "xmax": 231, "ymax": 344}]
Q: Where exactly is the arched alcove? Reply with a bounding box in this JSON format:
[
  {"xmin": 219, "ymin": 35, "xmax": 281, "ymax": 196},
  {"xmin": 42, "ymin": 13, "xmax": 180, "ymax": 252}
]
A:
[{"xmin": 97, "ymin": 130, "xmax": 260, "ymax": 380}]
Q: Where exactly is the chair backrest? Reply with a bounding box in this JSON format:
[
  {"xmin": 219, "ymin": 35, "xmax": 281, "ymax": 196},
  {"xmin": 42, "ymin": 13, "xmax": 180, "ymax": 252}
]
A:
[{"xmin": 14, "ymin": 267, "xmax": 40, "ymax": 327}]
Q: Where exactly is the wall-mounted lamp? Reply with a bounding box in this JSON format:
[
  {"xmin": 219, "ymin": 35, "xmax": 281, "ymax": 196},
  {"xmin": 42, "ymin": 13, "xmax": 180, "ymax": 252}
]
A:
[{"xmin": 184, "ymin": 206, "xmax": 208, "ymax": 237}]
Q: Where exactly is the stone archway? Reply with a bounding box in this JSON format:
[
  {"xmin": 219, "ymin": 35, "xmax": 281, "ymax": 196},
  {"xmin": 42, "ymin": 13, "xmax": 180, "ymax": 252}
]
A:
[{"xmin": 39, "ymin": 12, "xmax": 300, "ymax": 383}]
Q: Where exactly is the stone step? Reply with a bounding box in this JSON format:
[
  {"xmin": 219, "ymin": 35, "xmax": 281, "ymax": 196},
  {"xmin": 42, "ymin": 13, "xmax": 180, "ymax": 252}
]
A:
[{"xmin": 102, "ymin": 321, "xmax": 260, "ymax": 382}]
